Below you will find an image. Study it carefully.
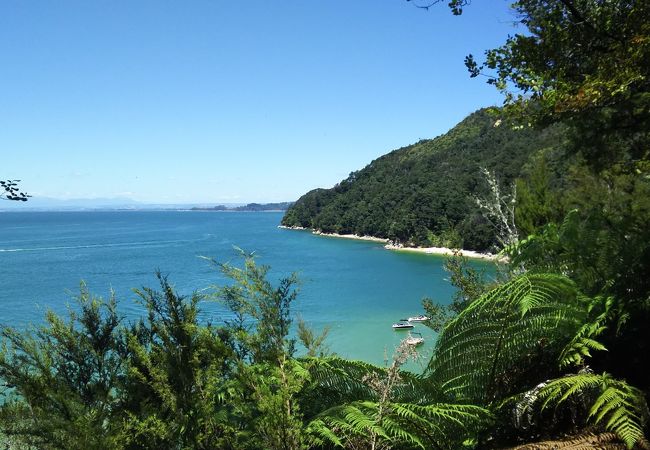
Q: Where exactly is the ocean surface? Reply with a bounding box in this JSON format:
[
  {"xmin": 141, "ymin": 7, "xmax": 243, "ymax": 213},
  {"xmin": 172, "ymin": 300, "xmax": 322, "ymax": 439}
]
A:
[{"xmin": 0, "ymin": 211, "xmax": 492, "ymax": 369}]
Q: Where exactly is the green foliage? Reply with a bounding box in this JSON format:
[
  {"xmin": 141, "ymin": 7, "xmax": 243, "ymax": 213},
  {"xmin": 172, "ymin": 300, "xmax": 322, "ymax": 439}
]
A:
[
  {"xmin": 304, "ymin": 346, "xmax": 492, "ymax": 449},
  {"xmin": 0, "ymin": 285, "xmax": 125, "ymax": 449},
  {"xmin": 211, "ymin": 253, "xmax": 312, "ymax": 450},
  {"xmin": 426, "ymin": 268, "xmax": 649, "ymax": 446},
  {"xmin": 515, "ymin": 155, "xmax": 563, "ymax": 238},
  {"xmin": 510, "ymin": 171, "xmax": 650, "ymax": 305},
  {"xmin": 423, "ymin": 252, "xmax": 493, "ymax": 332},
  {"xmin": 467, "ymin": 1, "xmax": 650, "ymax": 121},
  {"xmin": 282, "ymin": 110, "xmax": 567, "ymax": 251},
  {"xmin": 299, "ymin": 357, "xmax": 388, "ymax": 420},
  {"xmin": 467, "ymin": 3, "xmax": 650, "ymax": 405},
  {"xmin": 119, "ymin": 273, "xmax": 235, "ymax": 449},
  {"xmin": 239, "ymin": 359, "xmax": 311, "ymax": 450},
  {"xmin": 300, "ymin": 356, "xmax": 448, "ymax": 418},
  {"xmin": 212, "ymin": 252, "xmax": 300, "ymax": 364},
  {"xmin": 1, "ymin": 253, "xmax": 647, "ymax": 448},
  {"xmin": 558, "ymin": 295, "xmax": 612, "ymax": 370},
  {"xmin": 428, "ymin": 273, "xmax": 587, "ymax": 405},
  {"xmin": 508, "ymin": 193, "xmax": 650, "ymax": 392},
  {"xmin": 528, "ymin": 372, "xmax": 650, "ymax": 449},
  {"xmin": 0, "ymin": 261, "xmax": 311, "ymax": 450},
  {"xmin": 309, "ymin": 401, "xmax": 491, "ymax": 450},
  {"xmin": 297, "ymin": 318, "xmax": 331, "ymax": 358}
]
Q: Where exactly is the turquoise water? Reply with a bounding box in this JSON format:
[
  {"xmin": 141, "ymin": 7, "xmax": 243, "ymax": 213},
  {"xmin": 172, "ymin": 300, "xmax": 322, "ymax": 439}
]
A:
[{"xmin": 0, "ymin": 211, "xmax": 490, "ymax": 368}]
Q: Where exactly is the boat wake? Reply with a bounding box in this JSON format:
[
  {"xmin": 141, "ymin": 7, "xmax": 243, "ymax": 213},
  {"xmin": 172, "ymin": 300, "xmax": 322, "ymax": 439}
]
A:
[{"xmin": 0, "ymin": 239, "xmax": 202, "ymax": 253}]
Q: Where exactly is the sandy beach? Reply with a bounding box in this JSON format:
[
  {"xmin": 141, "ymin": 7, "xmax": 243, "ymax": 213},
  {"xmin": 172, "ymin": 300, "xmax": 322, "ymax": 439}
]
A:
[
  {"xmin": 312, "ymin": 230, "xmax": 390, "ymax": 243},
  {"xmin": 383, "ymin": 243, "xmax": 500, "ymax": 261},
  {"xmin": 279, "ymin": 226, "xmax": 501, "ymax": 261}
]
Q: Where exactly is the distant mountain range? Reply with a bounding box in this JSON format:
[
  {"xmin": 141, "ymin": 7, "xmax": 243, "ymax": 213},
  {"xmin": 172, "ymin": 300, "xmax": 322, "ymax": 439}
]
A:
[
  {"xmin": 0, "ymin": 197, "xmax": 293, "ymax": 212},
  {"xmin": 0, "ymin": 197, "xmax": 144, "ymax": 211}
]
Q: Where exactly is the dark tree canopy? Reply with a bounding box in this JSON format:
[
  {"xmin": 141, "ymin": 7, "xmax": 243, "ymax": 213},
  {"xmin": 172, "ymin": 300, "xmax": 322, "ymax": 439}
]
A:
[{"xmin": 464, "ymin": 0, "xmax": 650, "ymax": 169}]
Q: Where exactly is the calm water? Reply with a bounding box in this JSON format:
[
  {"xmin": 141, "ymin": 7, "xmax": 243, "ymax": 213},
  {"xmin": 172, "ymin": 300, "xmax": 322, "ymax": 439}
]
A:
[{"xmin": 0, "ymin": 211, "xmax": 490, "ymax": 368}]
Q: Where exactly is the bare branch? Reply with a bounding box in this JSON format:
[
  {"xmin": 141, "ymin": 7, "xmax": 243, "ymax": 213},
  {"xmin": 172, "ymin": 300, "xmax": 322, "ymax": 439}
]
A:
[
  {"xmin": 406, "ymin": 0, "xmax": 470, "ymax": 14},
  {"xmin": 473, "ymin": 168, "xmax": 518, "ymax": 251}
]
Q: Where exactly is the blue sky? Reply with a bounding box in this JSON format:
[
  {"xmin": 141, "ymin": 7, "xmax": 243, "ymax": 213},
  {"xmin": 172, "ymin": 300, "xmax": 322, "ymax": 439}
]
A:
[{"xmin": 1, "ymin": 1, "xmax": 519, "ymax": 204}]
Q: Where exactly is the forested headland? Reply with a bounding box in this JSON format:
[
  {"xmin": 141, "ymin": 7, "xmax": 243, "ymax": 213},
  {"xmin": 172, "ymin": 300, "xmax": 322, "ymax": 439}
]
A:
[
  {"xmin": 2, "ymin": 0, "xmax": 649, "ymax": 448},
  {"xmin": 281, "ymin": 109, "xmax": 567, "ymax": 251}
]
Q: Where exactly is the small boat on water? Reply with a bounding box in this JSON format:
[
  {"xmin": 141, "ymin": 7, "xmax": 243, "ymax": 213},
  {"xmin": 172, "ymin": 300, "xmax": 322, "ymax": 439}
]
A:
[
  {"xmin": 407, "ymin": 314, "xmax": 430, "ymax": 322},
  {"xmin": 392, "ymin": 320, "xmax": 414, "ymax": 330},
  {"xmin": 405, "ymin": 332, "xmax": 424, "ymax": 346}
]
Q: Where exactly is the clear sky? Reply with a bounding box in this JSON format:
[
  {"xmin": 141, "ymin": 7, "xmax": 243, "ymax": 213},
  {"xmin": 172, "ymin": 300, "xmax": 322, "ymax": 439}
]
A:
[{"xmin": 1, "ymin": 0, "xmax": 519, "ymax": 204}]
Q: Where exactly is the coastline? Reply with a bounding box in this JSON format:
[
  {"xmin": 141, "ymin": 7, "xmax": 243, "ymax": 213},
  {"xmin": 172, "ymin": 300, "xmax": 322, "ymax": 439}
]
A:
[
  {"xmin": 278, "ymin": 226, "xmax": 501, "ymax": 261},
  {"xmin": 278, "ymin": 225, "xmax": 389, "ymax": 243},
  {"xmin": 312, "ymin": 230, "xmax": 390, "ymax": 243},
  {"xmin": 384, "ymin": 244, "xmax": 499, "ymax": 261}
]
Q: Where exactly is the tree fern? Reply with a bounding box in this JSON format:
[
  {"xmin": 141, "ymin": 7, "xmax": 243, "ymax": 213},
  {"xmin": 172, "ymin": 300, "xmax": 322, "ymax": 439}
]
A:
[
  {"xmin": 298, "ymin": 357, "xmax": 384, "ymax": 419},
  {"xmin": 308, "ymin": 401, "xmax": 491, "ymax": 449},
  {"xmin": 428, "ymin": 273, "xmax": 587, "ymax": 404},
  {"xmin": 525, "ymin": 372, "xmax": 650, "ymax": 449},
  {"xmin": 558, "ymin": 295, "xmax": 613, "ymax": 369},
  {"xmin": 301, "ymin": 356, "xmax": 445, "ymax": 415}
]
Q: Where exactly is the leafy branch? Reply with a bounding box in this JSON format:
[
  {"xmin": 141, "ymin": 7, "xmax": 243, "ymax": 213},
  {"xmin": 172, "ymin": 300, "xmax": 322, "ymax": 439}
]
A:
[{"xmin": 0, "ymin": 180, "xmax": 30, "ymax": 201}]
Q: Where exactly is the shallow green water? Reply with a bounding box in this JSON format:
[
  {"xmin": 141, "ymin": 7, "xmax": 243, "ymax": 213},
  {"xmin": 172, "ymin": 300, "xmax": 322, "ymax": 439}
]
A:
[{"xmin": 0, "ymin": 211, "xmax": 493, "ymax": 368}]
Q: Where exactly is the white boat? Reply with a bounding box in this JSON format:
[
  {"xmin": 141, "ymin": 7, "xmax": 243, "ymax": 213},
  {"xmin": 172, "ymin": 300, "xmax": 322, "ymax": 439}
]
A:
[
  {"xmin": 392, "ymin": 320, "xmax": 414, "ymax": 330},
  {"xmin": 405, "ymin": 332, "xmax": 424, "ymax": 346},
  {"xmin": 407, "ymin": 314, "xmax": 430, "ymax": 322}
]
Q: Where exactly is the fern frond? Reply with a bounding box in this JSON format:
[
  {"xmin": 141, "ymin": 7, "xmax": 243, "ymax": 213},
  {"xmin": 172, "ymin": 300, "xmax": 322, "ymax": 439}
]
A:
[
  {"xmin": 301, "ymin": 356, "xmax": 445, "ymax": 416},
  {"xmin": 531, "ymin": 372, "xmax": 650, "ymax": 449},
  {"xmin": 308, "ymin": 400, "xmax": 492, "ymax": 449},
  {"xmin": 558, "ymin": 295, "xmax": 611, "ymax": 369},
  {"xmin": 305, "ymin": 418, "xmax": 343, "ymax": 447},
  {"xmin": 429, "ymin": 273, "xmax": 586, "ymax": 404}
]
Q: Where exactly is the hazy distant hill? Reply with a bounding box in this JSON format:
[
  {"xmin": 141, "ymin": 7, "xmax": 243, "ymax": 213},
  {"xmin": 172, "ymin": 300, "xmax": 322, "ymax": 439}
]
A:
[
  {"xmin": 191, "ymin": 202, "xmax": 293, "ymax": 212},
  {"xmin": 0, "ymin": 198, "xmax": 292, "ymax": 212},
  {"xmin": 282, "ymin": 109, "xmax": 566, "ymax": 251},
  {"xmin": 0, "ymin": 197, "xmax": 144, "ymax": 211}
]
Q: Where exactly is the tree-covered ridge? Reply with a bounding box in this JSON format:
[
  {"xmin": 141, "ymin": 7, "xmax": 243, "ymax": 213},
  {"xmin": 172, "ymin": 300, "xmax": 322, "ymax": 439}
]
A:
[{"xmin": 282, "ymin": 109, "xmax": 566, "ymax": 251}]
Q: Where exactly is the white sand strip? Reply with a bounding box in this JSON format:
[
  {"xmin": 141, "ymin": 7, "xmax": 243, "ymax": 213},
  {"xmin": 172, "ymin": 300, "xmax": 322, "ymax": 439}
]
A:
[
  {"xmin": 278, "ymin": 226, "xmax": 501, "ymax": 261},
  {"xmin": 384, "ymin": 244, "xmax": 500, "ymax": 261}
]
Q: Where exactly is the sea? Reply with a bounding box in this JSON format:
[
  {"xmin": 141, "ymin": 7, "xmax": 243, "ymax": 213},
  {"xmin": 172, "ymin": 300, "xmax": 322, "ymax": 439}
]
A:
[{"xmin": 0, "ymin": 211, "xmax": 492, "ymax": 369}]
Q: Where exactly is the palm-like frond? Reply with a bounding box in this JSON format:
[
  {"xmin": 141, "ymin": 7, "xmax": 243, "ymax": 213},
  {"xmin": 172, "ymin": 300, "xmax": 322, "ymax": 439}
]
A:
[
  {"xmin": 298, "ymin": 357, "xmax": 382, "ymax": 417},
  {"xmin": 428, "ymin": 273, "xmax": 587, "ymax": 404},
  {"xmin": 308, "ymin": 400, "xmax": 492, "ymax": 449},
  {"xmin": 557, "ymin": 294, "xmax": 617, "ymax": 370},
  {"xmin": 528, "ymin": 372, "xmax": 649, "ymax": 449},
  {"xmin": 558, "ymin": 319, "xmax": 606, "ymax": 370},
  {"xmin": 299, "ymin": 356, "xmax": 444, "ymax": 421}
]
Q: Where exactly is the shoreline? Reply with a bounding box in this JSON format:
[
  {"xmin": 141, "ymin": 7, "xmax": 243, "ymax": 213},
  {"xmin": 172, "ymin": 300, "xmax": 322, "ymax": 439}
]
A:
[
  {"xmin": 278, "ymin": 226, "xmax": 501, "ymax": 261},
  {"xmin": 384, "ymin": 244, "xmax": 499, "ymax": 261},
  {"xmin": 278, "ymin": 225, "xmax": 389, "ymax": 243}
]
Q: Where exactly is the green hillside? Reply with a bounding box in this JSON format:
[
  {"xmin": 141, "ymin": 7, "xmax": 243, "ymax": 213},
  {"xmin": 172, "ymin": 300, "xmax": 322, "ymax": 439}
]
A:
[{"xmin": 282, "ymin": 109, "xmax": 566, "ymax": 251}]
